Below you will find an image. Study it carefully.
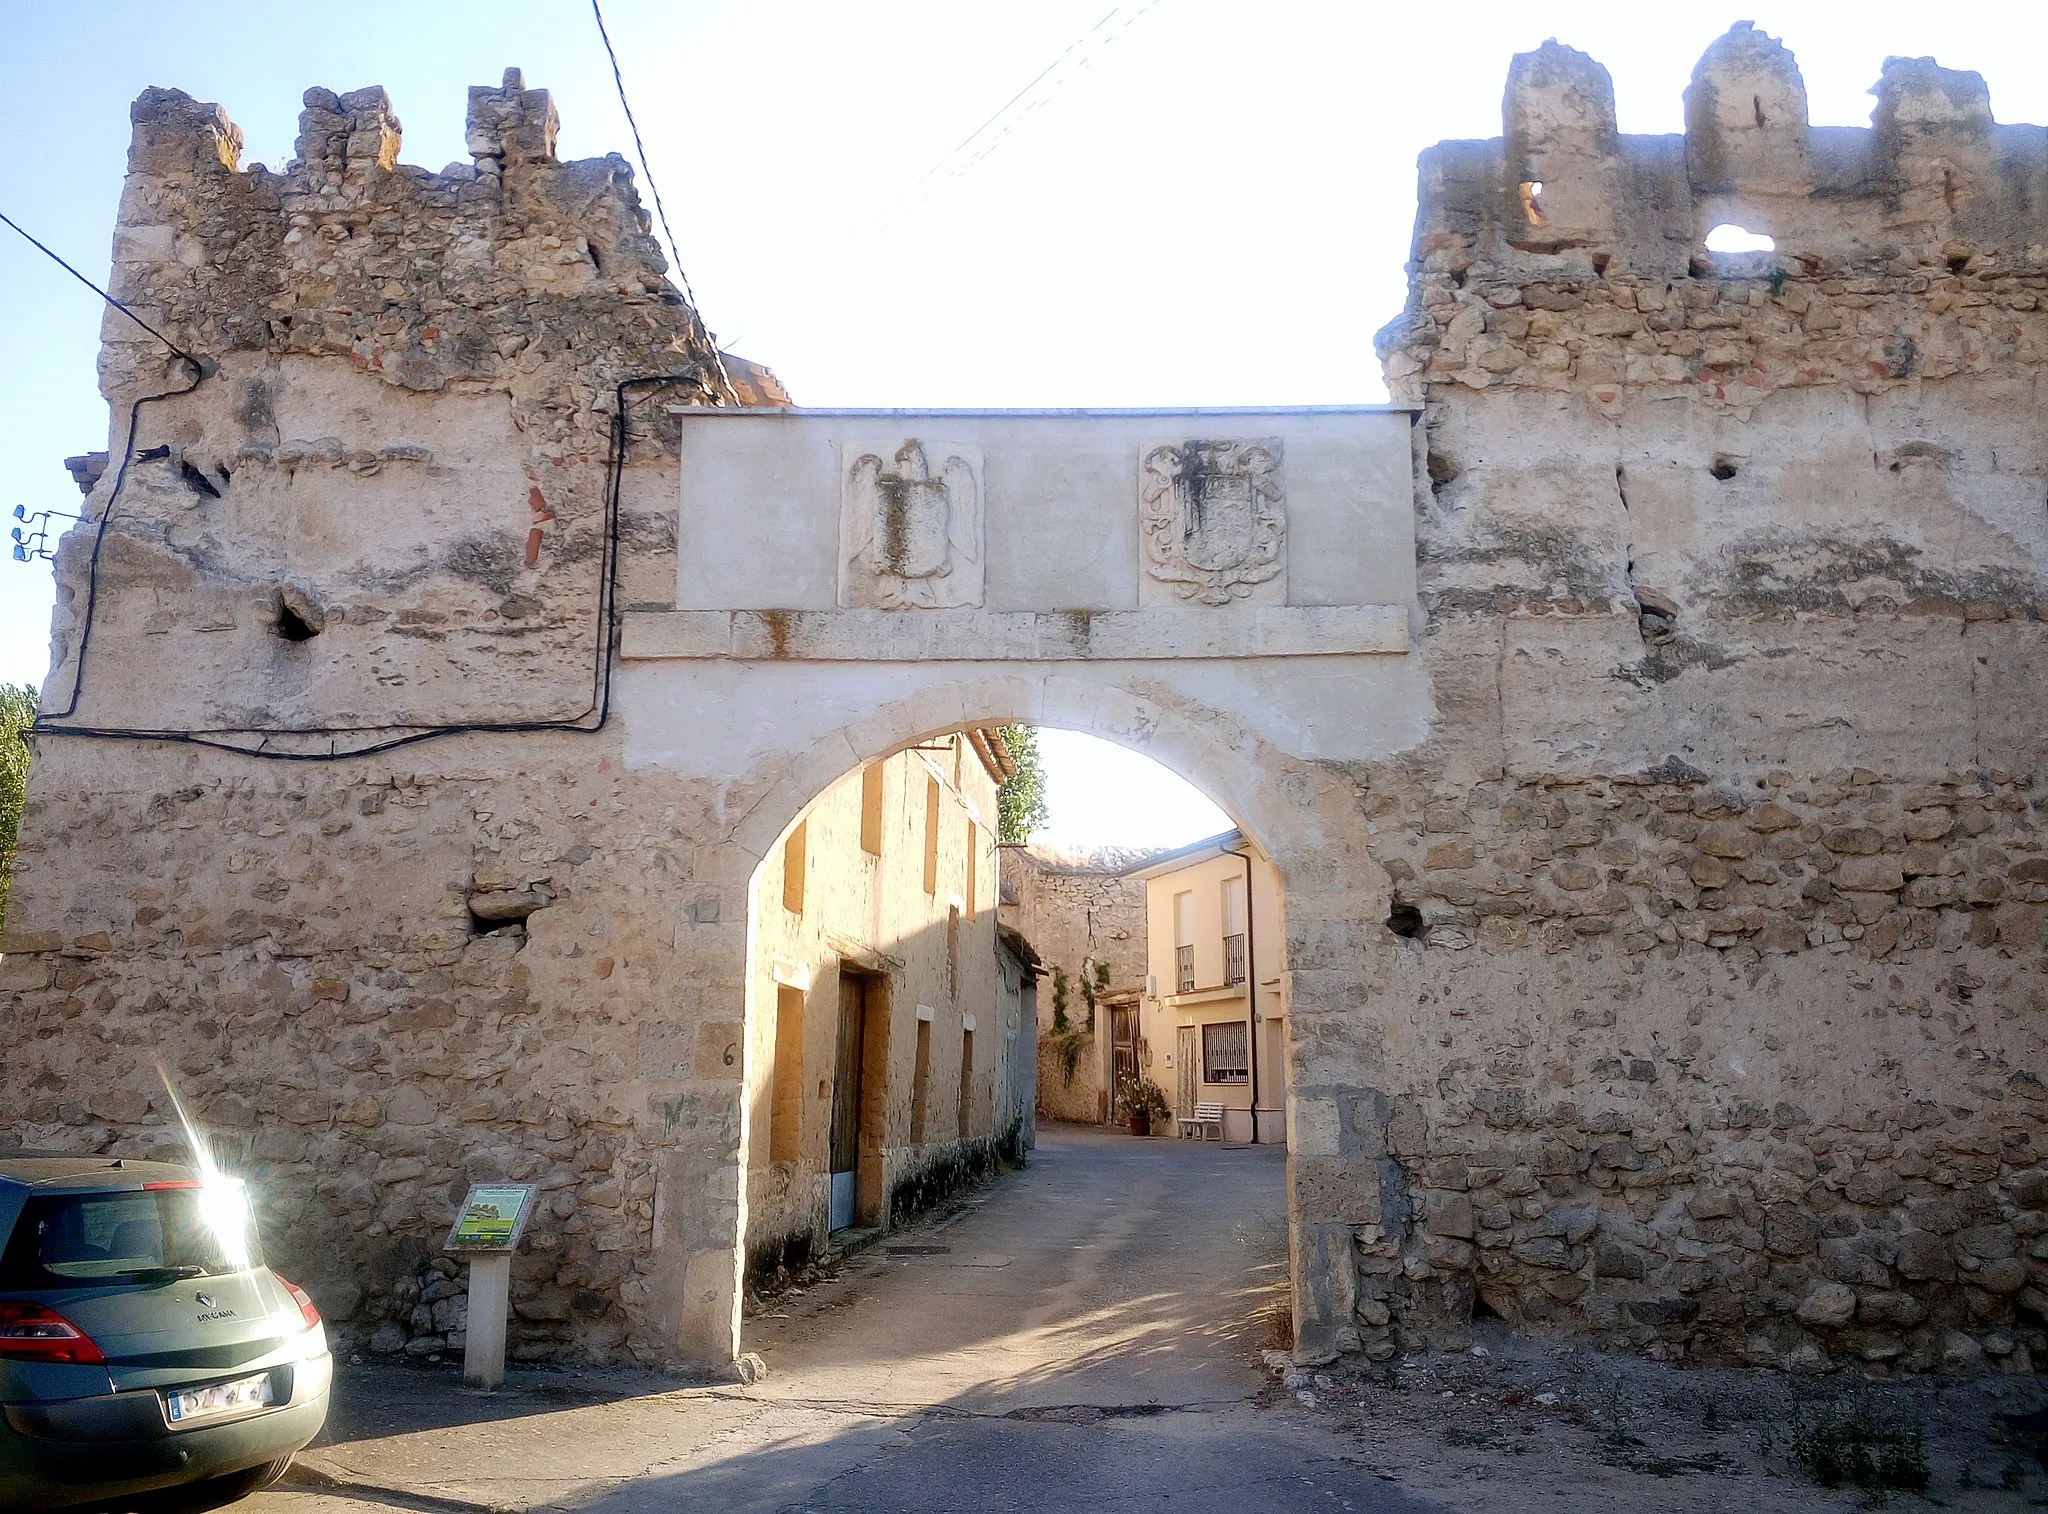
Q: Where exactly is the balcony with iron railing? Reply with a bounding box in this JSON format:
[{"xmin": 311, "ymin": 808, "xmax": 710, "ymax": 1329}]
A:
[
  {"xmin": 1224, "ymin": 932, "xmax": 1247, "ymax": 985},
  {"xmin": 1175, "ymin": 943, "xmax": 1196, "ymax": 994}
]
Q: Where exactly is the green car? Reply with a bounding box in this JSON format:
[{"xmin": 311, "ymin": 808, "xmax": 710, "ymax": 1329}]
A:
[{"xmin": 0, "ymin": 1153, "xmax": 331, "ymax": 1509}]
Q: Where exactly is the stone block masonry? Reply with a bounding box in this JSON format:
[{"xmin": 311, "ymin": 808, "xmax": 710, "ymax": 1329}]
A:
[
  {"xmin": 1344, "ymin": 23, "xmax": 2048, "ymax": 1374},
  {"xmin": 4, "ymin": 25, "xmax": 2047, "ymax": 1378}
]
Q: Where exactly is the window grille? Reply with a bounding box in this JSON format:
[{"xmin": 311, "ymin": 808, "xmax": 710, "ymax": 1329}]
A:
[
  {"xmin": 1224, "ymin": 932, "xmax": 1247, "ymax": 985},
  {"xmin": 1175, "ymin": 943, "xmax": 1195, "ymax": 994},
  {"xmin": 1202, "ymin": 1021, "xmax": 1249, "ymax": 1084}
]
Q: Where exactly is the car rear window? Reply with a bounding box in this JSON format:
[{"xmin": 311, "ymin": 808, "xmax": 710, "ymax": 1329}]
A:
[{"xmin": 0, "ymin": 1188, "xmax": 264, "ymax": 1289}]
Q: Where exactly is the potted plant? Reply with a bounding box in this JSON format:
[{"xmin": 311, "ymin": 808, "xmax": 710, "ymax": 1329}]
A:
[{"xmin": 1116, "ymin": 1073, "xmax": 1172, "ymax": 1136}]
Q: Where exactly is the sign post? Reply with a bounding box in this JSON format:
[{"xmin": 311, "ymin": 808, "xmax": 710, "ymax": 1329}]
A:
[{"xmin": 443, "ymin": 1184, "xmax": 538, "ymax": 1392}]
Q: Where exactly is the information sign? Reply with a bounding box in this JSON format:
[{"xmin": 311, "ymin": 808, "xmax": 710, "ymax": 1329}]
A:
[{"xmin": 444, "ymin": 1184, "xmax": 538, "ymax": 1254}]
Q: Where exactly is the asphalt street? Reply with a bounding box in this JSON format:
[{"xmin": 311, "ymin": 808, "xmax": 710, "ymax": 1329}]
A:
[{"xmin": 235, "ymin": 1125, "xmax": 1424, "ymax": 1513}]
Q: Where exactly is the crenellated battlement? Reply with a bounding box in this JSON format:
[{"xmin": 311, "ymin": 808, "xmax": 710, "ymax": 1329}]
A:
[
  {"xmin": 1418, "ymin": 24, "xmax": 2048, "ymax": 276},
  {"xmin": 104, "ymin": 71, "xmax": 786, "ymax": 409},
  {"xmin": 1382, "ymin": 25, "xmax": 2048, "ymax": 408},
  {"xmin": 58, "ymin": 72, "xmax": 784, "ymax": 745}
]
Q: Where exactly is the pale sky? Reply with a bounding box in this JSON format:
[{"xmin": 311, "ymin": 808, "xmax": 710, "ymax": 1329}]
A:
[{"xmin": 4, "ymin": 2, "xmax": 2045, "ymax": 843}]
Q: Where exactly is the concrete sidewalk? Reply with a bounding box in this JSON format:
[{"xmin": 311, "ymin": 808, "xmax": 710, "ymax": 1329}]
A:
[{"xmin": 248, "ymin": 1126, "xmax": 1410, "ymax": 1513}]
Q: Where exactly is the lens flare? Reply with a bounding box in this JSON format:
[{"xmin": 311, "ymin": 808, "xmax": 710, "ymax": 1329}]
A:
[{"xmin": 154, "ymin": 1060, "xmax": 253, "ymax": 1270}]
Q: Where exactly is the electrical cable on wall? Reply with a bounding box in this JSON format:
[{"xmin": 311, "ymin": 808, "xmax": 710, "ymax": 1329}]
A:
[{"xmin": 2, "ymin": 205, "xmax": 708, "ymax": 762}]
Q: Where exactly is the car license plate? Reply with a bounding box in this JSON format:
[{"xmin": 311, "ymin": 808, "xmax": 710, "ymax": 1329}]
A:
[{"xmin": 165, "ymin": 1370, "xmax": 274, "ymax": 1425}]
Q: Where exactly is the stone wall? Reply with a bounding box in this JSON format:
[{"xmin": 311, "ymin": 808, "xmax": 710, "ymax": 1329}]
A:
[
  {"xmin": 1000, "ymin": 846, "xmax": 1149, "ymax": 1124},
  {"xmin": 1, "ymin": 73, "xmax": 777, "ymax": 1366},
  {"xmin": 1316, "ymin": 25, "xmax": 2048, "ymax": 1373}
]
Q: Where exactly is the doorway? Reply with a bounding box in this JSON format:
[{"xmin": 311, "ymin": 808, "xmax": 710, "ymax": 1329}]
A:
[
  {"xmin": 829, "ymin": 970, "xmax": 875, "ymax": 1232},
  {"xmin": 1108, "ymin": 1000, "xmax": 1139, "ymax": 1119}
]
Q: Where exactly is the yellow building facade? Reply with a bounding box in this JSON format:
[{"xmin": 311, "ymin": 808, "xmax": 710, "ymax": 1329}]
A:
[
  {"xmin": 742, "ymin": 731, "xmax": 1029, "ymax": 1284},
  {"xmin": 1131, "ymin": 833, "xmax": 1288, "ymax": 1145}
]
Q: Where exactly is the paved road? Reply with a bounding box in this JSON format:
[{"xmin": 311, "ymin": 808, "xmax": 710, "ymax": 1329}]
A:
[{"xmin": 240, "ymin": 1126, "xmax": 1425, "ymax": 1513}]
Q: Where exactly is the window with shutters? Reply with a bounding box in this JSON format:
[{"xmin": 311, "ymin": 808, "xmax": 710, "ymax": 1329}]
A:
[
  {"xmin": 782, "ymin": 821, "xmax": 806, "ymax": 915},
  {"xmin": 1202, "ymin": 1020, "xmax": 1249, "ymax": 1084},
  {"xmin": 769, "ymin": 984, "xmax": 805, "ymax": 1162},
  {"xmin": 860, "ymin": 764, "xmax": 884, "ymax": 857}
]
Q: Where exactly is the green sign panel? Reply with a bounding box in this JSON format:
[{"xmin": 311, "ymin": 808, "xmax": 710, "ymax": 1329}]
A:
[{"xmin": 444, "ymin": 1184, "xmax": 537, "ymax": 1253}]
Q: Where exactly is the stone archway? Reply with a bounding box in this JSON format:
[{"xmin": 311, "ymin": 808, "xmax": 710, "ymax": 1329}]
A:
[{"xmin": 625, "ymin": 650, "xmax": 1412, "ymax": 1363}]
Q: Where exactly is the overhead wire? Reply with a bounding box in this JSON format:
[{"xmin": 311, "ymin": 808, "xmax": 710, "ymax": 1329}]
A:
[
  {"xmin": 868, "ymin": 0, "xmax": 1165, "ymax": 233},
  {"xmin": 591, "ymin": 0, "xmax": 739, "ymax": 406}
]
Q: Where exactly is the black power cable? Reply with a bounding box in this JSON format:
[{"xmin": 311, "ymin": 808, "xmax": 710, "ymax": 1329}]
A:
[{"xmin": 35, "ymin": 369, "xmax": 713, "ymax": 760}]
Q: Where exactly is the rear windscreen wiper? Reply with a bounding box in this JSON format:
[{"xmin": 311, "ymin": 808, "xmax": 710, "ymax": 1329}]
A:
[{"xmin": 119, "ymin": 1265, "xmax": 210, "ymax": 1283}]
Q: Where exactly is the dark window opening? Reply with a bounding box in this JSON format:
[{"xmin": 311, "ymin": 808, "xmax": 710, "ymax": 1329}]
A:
[
  {"xmin": 1201, "ymin": 1021, "xmax": 1249, "ymax": 1085},
  {"xmin": 276, "ymin": 603, "xmax": 319, "ymax": 642}
]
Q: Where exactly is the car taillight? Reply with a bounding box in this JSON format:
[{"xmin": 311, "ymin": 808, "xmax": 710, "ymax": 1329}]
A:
[
  {"xmin": 0, "ymin": 1300, "xmax": 106, "ymax": 1364},
  {"xmin": 271, "ymin": 1273, "xmax": 321, "ymax": 1330}
]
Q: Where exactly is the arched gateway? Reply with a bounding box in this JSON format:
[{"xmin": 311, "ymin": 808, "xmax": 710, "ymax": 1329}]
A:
[{"xmin": 7, "ymin": 31, "xmax": 2048, "ymax": 1376}]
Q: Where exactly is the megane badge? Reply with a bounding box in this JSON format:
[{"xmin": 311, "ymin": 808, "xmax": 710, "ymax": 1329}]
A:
[{"xmin": 194, "ymin": 1292, "xmax": 216, "ymax": 1309}]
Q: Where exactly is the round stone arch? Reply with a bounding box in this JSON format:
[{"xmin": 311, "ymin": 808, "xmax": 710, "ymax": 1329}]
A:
[
  {"xmin": 707, "ymin": 666, "xmax": 1386, "ymax": 1364},
  {"xmin": 723, "ymin": 669, "xmax": 1342, "ymax": 868}
]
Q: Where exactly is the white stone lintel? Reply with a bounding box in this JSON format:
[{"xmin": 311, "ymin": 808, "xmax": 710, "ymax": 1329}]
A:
[{"xmin": 618, "ymin": 605, "xmax": 1409, "ymax": 663}]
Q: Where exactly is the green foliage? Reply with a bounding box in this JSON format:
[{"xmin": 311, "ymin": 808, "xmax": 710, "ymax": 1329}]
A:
[
  {"xmin": 1046, "ymin": 965, "xmax": 1089, "ymax": 1086},
  {"xmin": 1789, "ymin": 1396, "xmax": 1929, "ymax": 1494},
  {"xmin": 1115, "ymin": 1072, "xmax": 1170, "ymax": 1122},
  {"xmin": 0, "ymin": 684, "xmax": 36, "ymax": 935},
  {"xmin": 996, "ymin": 725, "xmax": 1048, "ymax": 844},
  {"xmin": 1077, "ymin": 959, "xmax": 1109, "ymax": 1032}
]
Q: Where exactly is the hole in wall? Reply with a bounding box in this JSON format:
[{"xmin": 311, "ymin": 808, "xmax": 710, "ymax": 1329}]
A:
[
  {"xmin": 1752, "ymin": 96, "xmax": 1766, "ymax": 129},
  {"xmin": 467, "ymin": 908, "xmax": 526, "ymax": 941},
  {"xmin": 1386, "ymin": 903, "xmax": 1425, "ymax": 940},
  {"xmin": 275, "ymin": 604, "xmax": 319, "ymax": 642},
  {"xmin": 1426, "ymin": 450, "xmax": 1462, "ymax": 500},
  {"xmin": 273, "ymin": 584, "xmax": 325, "ymax": 643},
  {"xmin": 1517, "ymin": 180, "xmax": 1546, "ymax": 228},
  {"xmin": 1591, "ymin": 251, "xmax": 1611, "ymax": 277},
  {"xmin": 1634, "ymin": 586, "xmax": 1679, "ymax": 646},
  {"xmin": 1947, "ymin": 254, "xmax": 1970, "ymax": 276},
  {"xmin": 1709, "ymin": 456, "xmax": 1739, "ymax": 482},
  {"xmin": 1704, "ymin": 223, "xmax": 1775, "ymax": 254}
]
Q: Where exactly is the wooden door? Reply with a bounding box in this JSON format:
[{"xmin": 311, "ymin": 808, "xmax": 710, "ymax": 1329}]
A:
[
  {"xmin": 829, "ymin": 975, "xmax": 866, "ymax": 1229},
  {"xmin": 1109, "ymin": 1003, "xmax": 1138, "ymax": 1117},
  {"xmin": 1176, "ymin": 1025, "xmax": 1198, "ymax": 1121}
]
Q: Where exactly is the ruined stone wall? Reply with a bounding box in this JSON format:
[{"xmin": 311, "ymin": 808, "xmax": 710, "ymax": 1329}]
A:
[
  {"xmin": 1307, "ymin": 26, "xmax": 2048, "ymax": 1374},
  {"xmin": 0, "ymin": 74, "xmax": 782, "ymax": 1366},
  {"xmin": 999, "ymin": 847, "xmax": 1148, "ymax": 1124}
]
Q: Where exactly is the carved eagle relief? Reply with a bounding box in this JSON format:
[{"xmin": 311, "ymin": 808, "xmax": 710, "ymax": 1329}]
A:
[{"xmin": 839, "ymin": 439, "xmax": 985, "ymax": 609}]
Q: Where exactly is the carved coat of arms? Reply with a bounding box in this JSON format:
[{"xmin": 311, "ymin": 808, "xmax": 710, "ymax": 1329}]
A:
[
  {"xmin": 1139, "ymin": 439, "xmax": 1285, "ymax": 605},
  {"xmin": 839, "ymin": 439, "xmax": 984, "ymax": 609}
]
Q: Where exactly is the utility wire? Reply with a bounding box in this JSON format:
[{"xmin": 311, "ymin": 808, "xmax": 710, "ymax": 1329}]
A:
[
  {"xmin": 869, "ymin": 1, "xmax": 1164, "ymax": 232},
  {"xmin": 591, "ymin": 0, "xmax": 738, "ymax": 405},
  {"xmin": 0, "ymin": 208, "xmax": 200, "ymax": 367},
  {"xmin": 0, "ymin": 198, "xmax": 709, "ymax": 758}
]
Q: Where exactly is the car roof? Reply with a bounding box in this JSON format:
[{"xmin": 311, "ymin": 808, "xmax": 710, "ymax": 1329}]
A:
[{"xmin": 0, "ymin": 1153, "xmax": 199, "ymax": 1191}]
